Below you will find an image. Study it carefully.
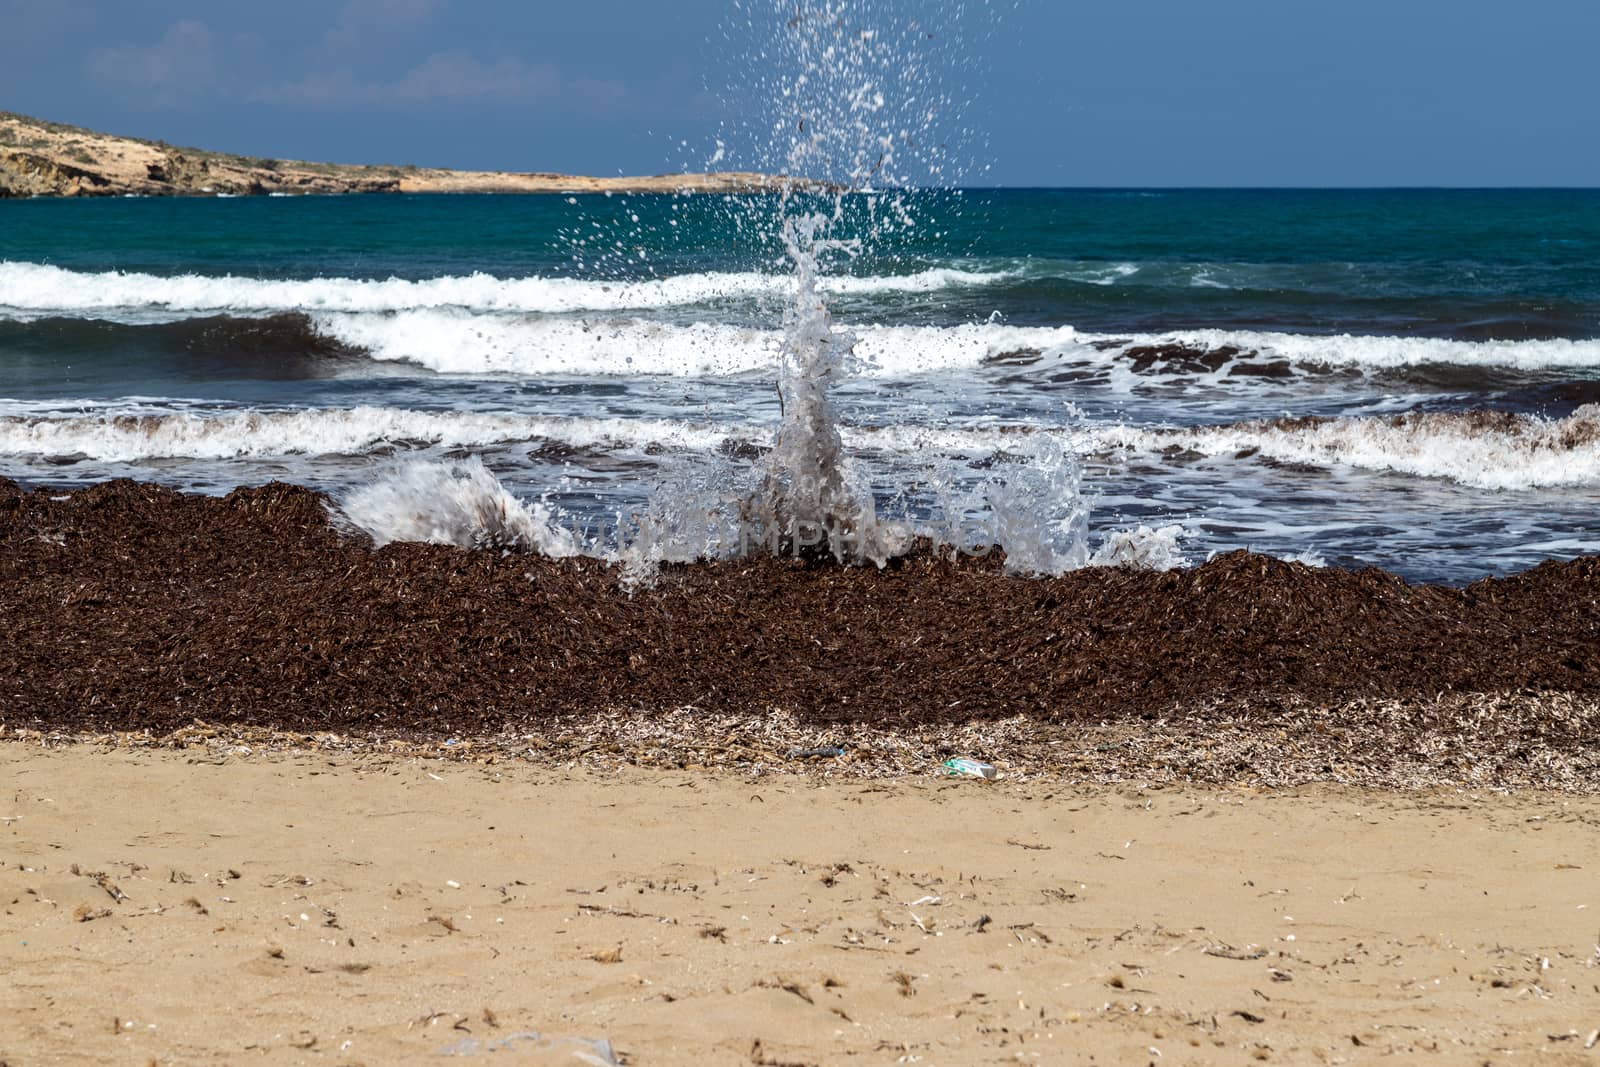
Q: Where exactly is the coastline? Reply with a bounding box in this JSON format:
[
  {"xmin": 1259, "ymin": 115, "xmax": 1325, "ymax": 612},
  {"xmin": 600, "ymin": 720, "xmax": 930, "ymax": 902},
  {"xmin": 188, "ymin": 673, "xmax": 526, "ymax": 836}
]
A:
[
  {"xmin": 0, "ymin": 111, "xmax": 803, "ymax": 198},
  {"xmin": 4, "ymin": 10, "xmax": 1595, "ymax": 1062},
  {"xmin": 7, "ymin": 474, "xmax": 1598, "ymax": 1062},
  {"xmin": 4, "ymin": 476, "xmax": 1599, "ymax": 791}
]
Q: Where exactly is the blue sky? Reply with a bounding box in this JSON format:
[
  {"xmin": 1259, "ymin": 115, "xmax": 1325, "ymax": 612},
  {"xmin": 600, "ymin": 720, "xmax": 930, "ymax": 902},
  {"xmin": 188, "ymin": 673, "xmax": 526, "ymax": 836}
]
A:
[{"xmin": 2, "ymin": 0, "xmax": 1596, "ymax": 186}]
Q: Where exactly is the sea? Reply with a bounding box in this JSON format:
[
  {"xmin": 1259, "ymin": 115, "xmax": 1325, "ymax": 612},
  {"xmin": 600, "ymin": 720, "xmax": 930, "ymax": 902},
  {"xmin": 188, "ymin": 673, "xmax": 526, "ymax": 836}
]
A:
[{"xmin": 1, "ymin": 187, "xmax": 1597, "ymax": 583}]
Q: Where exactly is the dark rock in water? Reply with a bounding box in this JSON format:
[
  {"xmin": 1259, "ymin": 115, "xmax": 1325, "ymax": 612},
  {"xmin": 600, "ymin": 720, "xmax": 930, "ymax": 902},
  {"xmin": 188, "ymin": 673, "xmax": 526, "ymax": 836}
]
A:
[
  {"xmin": 527, "ymin": 438, "xmax": 610, "ymax": 461},
  {"xmin": 1122, "ymin": 343, "xmax": 1254, "ymax": 374},
  {"xmin": 718, "ymin": 438, "xmax": 770, "ymax": 461},
  {"xmin": 1, "ymin": 479, "xmax": 1598, "ymax": 737},
  {"xmin": 1227, "ymin": 359, "xmax": 1295, "ymax": 379},
  {"xmin": 982, "ymin": 347, "xmax": 1044, "ymax": 366}
]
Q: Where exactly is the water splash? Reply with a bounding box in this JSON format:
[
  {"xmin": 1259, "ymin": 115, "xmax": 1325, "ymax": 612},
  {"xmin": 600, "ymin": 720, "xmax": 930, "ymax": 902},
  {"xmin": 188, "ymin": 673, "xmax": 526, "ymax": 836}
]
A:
[
  {"xmin": 619, "ymin": 0, "xmax": 1078, "ymax": 575},
  {"xmin": 612, "ymin": 457, "xmax": 752, "ymax": 583},
  {"xmin": 719, "ymin": 0, "xmax": 988, "ymax": 189},
  {"xmin": 1089, "ymin": 524, "xmax": 1188, "ymax": 571},
  {"xmin": 338, "ymin": 0, "xmax": 1099, "ymax": 581},
  {"xmin": 338, "ymin": 458, "xmax": 580, "ymax": 556},
  {"xmin": 747, "ymin": 211, "xmax": 904, "ymax": 561}
]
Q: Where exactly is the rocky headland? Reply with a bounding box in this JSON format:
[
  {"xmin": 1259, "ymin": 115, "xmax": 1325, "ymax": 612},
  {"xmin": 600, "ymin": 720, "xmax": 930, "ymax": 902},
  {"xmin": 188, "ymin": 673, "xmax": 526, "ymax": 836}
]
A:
[{"xmin": 0, "ymin": 111, "xmax": 799, "ymax": 198}]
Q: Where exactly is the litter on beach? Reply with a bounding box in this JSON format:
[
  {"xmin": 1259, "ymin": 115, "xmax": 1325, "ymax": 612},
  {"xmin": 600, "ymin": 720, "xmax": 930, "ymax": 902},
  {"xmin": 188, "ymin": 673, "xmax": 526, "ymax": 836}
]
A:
[{"xmin": 940, "ymin": 758, "xmax": 998, "ymax": 780}]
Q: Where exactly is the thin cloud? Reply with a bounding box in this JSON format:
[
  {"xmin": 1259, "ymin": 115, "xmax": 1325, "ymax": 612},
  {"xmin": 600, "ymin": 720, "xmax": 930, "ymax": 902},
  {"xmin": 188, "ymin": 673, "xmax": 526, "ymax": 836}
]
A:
[
  {"xmin": 254, "ymin": 51, "xmax": 625, "ymax": 112},
  {"xmin": 86, "ymin": 20, "xmax": 217, "ymax": 103},
  {"xmin": 386, "ymin": 51, "xmax": 560, "ymax": 103},
  {"xmin": 323, "ymin": 0, "xmax": 445, "ymax": 52}
]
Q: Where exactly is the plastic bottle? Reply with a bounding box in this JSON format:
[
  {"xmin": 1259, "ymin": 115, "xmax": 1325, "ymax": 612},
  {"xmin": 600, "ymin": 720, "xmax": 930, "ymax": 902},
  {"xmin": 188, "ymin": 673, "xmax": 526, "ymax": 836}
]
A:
[{"xmin": 941, "ymin": 757, "xmax": 997, "ymax": 779}]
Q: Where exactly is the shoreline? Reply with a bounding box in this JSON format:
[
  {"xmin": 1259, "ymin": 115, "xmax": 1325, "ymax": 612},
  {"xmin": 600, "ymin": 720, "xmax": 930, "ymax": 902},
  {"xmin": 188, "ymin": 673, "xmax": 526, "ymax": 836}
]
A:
[
  {"xmin": 6, "ymin": 688, "xmax": 1600, "ymax": 791},
  {"xmin": 3, "ymin": 475, "xmax": 1599, "ymax": 792}
]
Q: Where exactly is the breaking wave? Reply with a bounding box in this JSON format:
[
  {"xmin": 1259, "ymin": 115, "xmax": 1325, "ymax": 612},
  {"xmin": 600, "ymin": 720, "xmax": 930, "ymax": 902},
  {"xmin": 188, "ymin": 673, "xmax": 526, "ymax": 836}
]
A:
[
  {"xmin": 336, "ymin": 457, "xmax": 581, "ymax": 556},
  {"xmin": 312, "ymin": 316, "xmax": 1600, "ymax": 380},
  {"xmin": 308, "ymin": 314, "xmax": 1086, "ymax": 378},
  {"xmin": 303, "ymin": 316, "xmax": 1600, "ymax": 380},
  {"xmin": 0, "ymin": 261, "xmax": 1009, "ymax": 319},
  {"xmin": 1110, "ymin": 406, "xmax": 1600, "ymax": 490},
  {"xmin": 1101, "ymin": 329, "xmax": 1600, "ymax": 374},
  {"xmin": 4, "ymin": 260, "xmax": 1597, "ymax": 383},
  {"xmin": 4, "ymin": 404, "xmax": 1597, "ymax": 491},
  {"xmin": 852, "ymin": 409, "xmax": 1600, "ymax": 490},
  {"xmin": 0, "ymin": 407, "xmax": 749, "ymax": 462}
]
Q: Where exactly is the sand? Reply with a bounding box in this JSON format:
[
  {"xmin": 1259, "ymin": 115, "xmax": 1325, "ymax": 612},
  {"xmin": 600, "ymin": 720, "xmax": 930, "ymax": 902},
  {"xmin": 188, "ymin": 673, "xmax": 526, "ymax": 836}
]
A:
[
  {"xmin": 6, "ymin": 480, "xmax": 1600, "ymax": 1061},
  {"xmin": 4, "ymin": 741, "xmax": 1599, "ymax": 1065}
]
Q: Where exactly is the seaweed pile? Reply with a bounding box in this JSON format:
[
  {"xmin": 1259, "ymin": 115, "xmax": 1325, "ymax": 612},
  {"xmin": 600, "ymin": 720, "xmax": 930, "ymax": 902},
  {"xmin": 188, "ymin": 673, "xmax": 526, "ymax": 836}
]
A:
[{"xmin": 2, "ymin": 477, "xmax": 1598, "ymax": 740}]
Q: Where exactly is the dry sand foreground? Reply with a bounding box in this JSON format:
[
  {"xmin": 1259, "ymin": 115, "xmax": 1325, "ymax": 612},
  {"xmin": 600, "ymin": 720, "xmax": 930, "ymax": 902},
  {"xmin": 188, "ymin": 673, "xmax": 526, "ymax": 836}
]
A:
[{"xmin": 3, "ymin": 744, "xmax": 1600, "ymax": 1066}]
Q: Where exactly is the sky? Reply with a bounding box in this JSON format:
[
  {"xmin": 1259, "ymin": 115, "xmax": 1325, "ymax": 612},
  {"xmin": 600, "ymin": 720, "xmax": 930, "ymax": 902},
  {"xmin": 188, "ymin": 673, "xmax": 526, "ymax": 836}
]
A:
[{"xmin": 2, "ymin": 0, "xmax": 1596, "ymax": 186}]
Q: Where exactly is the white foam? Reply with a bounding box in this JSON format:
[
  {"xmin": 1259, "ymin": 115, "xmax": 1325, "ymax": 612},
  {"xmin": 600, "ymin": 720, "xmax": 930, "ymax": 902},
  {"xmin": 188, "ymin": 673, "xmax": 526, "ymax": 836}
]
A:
[
  {"xmin": 0, "ymin": 404, "xmax": 1061, "ymax": 463},
  {"xmin": 1102, "ymin": 327, "xmax": 1600, "ymax": 372},
  {"xmin": 337, "ymin": 458, "xmax": 580, "ymax": 555},
  {"xmin": 1103, "ymin": 406, "xmax": 1600, "ymax": 490},
  {"xmin": 1088, "ymin": 524, "xmax": 1188, "ymax": 570},
  {"xmin": 314, "ymin": 312, "xmax": 783, "ymax": 377},
  {"xmin": 841, "ymin": 423, "xmax": 1092, "ymax": 454},
  {"xmin": 0, "ymin": 407, "xmax": 749, "ymax": 461},
  {"xmin": 7, "ymin": 259, "xmax": 1595, "ymax": 380},
  {"xmin": 0, "ymin": 261, "xmax": 1009, "ymax": 318},
  {"xmin": 1067, "ymin": 263, "xmax": 1139, "ymax": 286},
  {"xmin": 311, "ymin": 314, "xmax": 1600, "ymax": 381},
  {"xmin": 852, "ymin": 410, "xmax": 1600, "ymax": 492},
  {"xmin": 16, "ymin": 403, "xmax": 1594, "ymax": 494},
  {"xmin": 312, "ymin": 312, "xmax": 1083, "ymax": 378},
  {"xmin": 857, "ymin": 324, "xmax": 1087, "ymax": 375},
  {"xmin": 841, "ymin": 409, "xmax": 1600, "ymax": 492}
]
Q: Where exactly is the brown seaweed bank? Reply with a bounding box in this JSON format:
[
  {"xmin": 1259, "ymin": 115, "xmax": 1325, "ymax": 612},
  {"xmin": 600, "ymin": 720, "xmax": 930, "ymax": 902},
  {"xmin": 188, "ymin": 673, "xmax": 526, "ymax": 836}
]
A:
[{"xmin": 3, "ymin": 478, "xmax": 1598, "ymax": 741}]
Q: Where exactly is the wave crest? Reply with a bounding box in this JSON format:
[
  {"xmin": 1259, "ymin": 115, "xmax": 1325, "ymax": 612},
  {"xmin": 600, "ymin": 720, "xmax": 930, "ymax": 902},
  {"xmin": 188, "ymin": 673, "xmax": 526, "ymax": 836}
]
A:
[
  {"xmin": 5, "ymin": 404, "xmax": 1597, "ymax": 491},
  {"xmin": 0, "ymin": 261, "xmax": 1009, "ymax": 319},
  {"xmin": 311, "ymin": 315, "xmax": 1600, "ymax": 380},
  {"xmin": 1113, "ymin": 406, "xmax": 1600, "ymax": 490},
  {"xmin": 0, "ymin": 407, "xmax": 745, "ymax": 462}
]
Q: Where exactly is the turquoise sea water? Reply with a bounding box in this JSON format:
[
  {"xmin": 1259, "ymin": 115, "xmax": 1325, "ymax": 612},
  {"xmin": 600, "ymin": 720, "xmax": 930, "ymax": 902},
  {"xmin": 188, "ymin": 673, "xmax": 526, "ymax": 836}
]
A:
[{"xmin": 1, "ymin": 189, "xmax": 1598, "ymax": 581}]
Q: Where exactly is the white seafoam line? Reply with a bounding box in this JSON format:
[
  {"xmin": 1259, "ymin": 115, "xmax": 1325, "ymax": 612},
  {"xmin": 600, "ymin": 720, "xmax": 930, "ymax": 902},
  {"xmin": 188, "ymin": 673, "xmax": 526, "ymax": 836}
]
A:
[
  {"xmin": 0, "ymin": 407, "xmax": 747, "ymax": 462},
  {"xmin": 850, "ymin": 409, "xmax": 1600, "ymax": 490},
  {"xmin": 306, "ymin": 312, "xmax": 1600, "ymax": 379},
  {"xmin": 2, "ymin": 404, "xmax": 1598, "ymax": 491},
  {"xmin": 0, "ymin": 261, "xmax": 1013, "ymax": 317},
  {"xmin": 5, "ymin": 261, "xmax": 1600, "ymax": 377},
  {"xmin": 308, "ymin": 314, "xmax": 1099, "ymax": 378},
  {"xmin": 1096, "ymin": 407, "xmax": 1600, "ymax": 491},
  {"xmin": 301, "ymin": 313, "xmax": 1094, "ymax": 378}
]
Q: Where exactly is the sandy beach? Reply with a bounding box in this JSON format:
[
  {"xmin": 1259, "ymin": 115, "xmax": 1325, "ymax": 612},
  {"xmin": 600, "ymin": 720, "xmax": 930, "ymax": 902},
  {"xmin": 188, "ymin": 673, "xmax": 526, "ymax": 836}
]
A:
[
  {"xmin": 4, "ymin": 478, "xmax": 1600, "ymax": 1063},
  {"xmin": 5, "ymin": 1, "xmax": 1599, "ymax": 1064},
  {"xmin": 3, "ymin": 740, "xmax": 1599, "ymax": 1065}
]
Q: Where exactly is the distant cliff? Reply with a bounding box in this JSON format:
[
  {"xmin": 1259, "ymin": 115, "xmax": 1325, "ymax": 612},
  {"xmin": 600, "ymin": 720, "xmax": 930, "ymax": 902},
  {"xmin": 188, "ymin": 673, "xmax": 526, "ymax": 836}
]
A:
[{"xmin": 0, "ymin": 112, "xmax": 798, "ymax": 198}]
